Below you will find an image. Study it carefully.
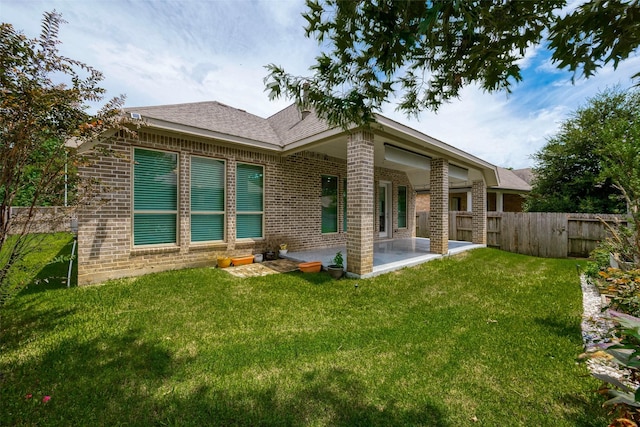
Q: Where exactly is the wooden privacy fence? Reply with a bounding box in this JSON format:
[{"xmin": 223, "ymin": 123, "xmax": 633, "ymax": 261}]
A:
[{"xmin": 416, "ymin": 211, "xmax": 629, "ymax": 258}]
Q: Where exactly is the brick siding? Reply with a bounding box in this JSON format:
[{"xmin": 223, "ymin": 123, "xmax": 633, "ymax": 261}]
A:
[
  {"xmin": 429, "ymin": 158, "xmax": 449, "ymax": 254},
  {"xmin": 346, "ymin": 130, "xmax": 375, "ymax": 276},
  {"xmin": 472, "ymin": 180, "xmax": 487, "ymax": 244},
  {"xmin": 77, "ymin": 130, "xmax": 414, "ymax": 284},
  {"xmin": 503, "ymin": 193, "xmax": 525, "ymax": 212},
  {"xmin": 415, "ymin": 193, "xmax": 430, "ymax": 212}
]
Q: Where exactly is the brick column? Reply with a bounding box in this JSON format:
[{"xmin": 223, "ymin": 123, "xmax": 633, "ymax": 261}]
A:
[
  {"xmin": 347, "ymin": 130, "xmax": 375, "ymax": 276},
  {"xmin": 472, "ymin": 179, "xmax": 487, "ymax": 244},
  {"xmin": 227, "ymin": 158, "xmax": 236, "ymax": 250},
  {"xmin": 179, "ymin": 151, "xmax": 190, "ymax": 251},
  {"xmin": 430, "ymin": 158, "xmax": 448, "ymax": 254}
]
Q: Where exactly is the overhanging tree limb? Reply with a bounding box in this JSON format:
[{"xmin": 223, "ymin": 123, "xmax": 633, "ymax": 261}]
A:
[
  {"xmin": 0, "ymin": 11, "xmax": 128, "ymax": 306},
  {"xmin": 265, "ymin": 0, "xmax": 640, "ymax": 128}
]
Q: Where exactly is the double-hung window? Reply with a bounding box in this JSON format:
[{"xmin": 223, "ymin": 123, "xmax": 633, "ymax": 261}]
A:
[
  {"xmin": 321, "ymin": 175, "xmax": 338, "ymax": 233},
  {"xmin": 236, "ymin": 163, "xmax": 263, "ymax": 239},
  {"xmin": 133, "ymin": 148, "xmax": 178, "ymax": 246},
  {"xmin": 191, "ymin": 156, "xmax": 225, "ymax": 242},
  {"xmin": 398, "ymin": 185, "xmax": 407, "ymax": 228}
]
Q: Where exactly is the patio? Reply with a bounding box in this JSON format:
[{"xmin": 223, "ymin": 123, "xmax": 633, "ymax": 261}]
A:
[{"xmin": 286, "ymin": 237, "xmax": 484, "ymax": 278}]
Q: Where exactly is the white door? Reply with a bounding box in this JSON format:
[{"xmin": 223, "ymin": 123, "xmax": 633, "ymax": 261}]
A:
[{"xmin": 379, "ymin": 182, "xmax": 391, "ymax": 238}]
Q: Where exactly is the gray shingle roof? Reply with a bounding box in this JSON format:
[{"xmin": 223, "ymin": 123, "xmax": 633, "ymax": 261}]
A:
[
  {"xmin": 511, "ymin": 168, "xmax": 534, "ymax": 185},
  {"xmin": 125, "ymin": 101, "xmax": 282, "ymax": 145},
  {"xmin": 121, "ymin": 99, "xmax": 498, "ymax": 186},
  {"xmin": 494, "ymin": 167, "xmax": 532, "ymax": 192},
  {"xmin": 266, "ymin": 104, "xmax": 332, "ymax": 144}
]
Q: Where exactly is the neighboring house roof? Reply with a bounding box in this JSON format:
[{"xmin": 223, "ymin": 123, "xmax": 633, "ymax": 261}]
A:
[
  {"xmin": 511, "ymin": 168, "xmax": 534, "ymax": 185},
  {"xmin": 492, "ymin": 167, "xmax": 532, "ymax": 192}
]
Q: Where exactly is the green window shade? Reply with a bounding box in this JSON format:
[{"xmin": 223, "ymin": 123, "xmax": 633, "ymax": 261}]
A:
[
  {"xmin": 133, "ymin": 148, "xmax": 178, "ymax": 245},
  {"xmin": 236, "ymin": 214, "xmax": 263, "ymax": 239},
  {"xmin": 191, "ymin": 157, "xmax": 224, "ymax": 212},
  {"xmin": 191, "ymin": 214, "xmax": 224, "ymax": 242},
  {"xmin": 236, "ymin": 164, "xmax": 263, "ymax": 212},
  {"xmin": 134, "ymin": 214, "xmax": 177, "ymax": 245},
  {"xmin": 398, "ymin": 186, "xmax": 407, "ymax": 228},
  {"xmin": 236, "ymin": 163, "xmax": 263, "ymax": 238},
  {"xmin": 343, "ymin": 178, "xmax": 347, "ymax": 232},
  {"xmin": 134, "ymin": 148, "xmax": 177, "ymax": 210},
  {"xmin": 322, "ymin": 175, "xmax": 338, "ymax": 233},
  {"xmin": 191, "ymin": 157, "xmax": 225, "ymax": 242}
]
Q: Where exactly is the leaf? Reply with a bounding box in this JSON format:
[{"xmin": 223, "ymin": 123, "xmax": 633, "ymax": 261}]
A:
[
  {"xmin": 604, "ymin": 389, "xmax": 640, "ymax": 408},
  {"xmin": 592, "ymin": 372, "xmax": 634, "ymax": 393}
]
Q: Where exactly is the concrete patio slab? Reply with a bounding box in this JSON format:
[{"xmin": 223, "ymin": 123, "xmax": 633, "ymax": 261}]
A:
[{"xmin": 286, "ymin": 238, "xmax": 484, "ymax": 278}]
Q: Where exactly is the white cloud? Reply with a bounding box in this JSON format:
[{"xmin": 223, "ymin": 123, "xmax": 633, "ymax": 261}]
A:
[
  {"xmin": 382, "ymin": 87, "xmax": 567, "ymax": 169},
  {"xmin": 4, "ymin": 0, "xmax": 639, "ymax": 170}
]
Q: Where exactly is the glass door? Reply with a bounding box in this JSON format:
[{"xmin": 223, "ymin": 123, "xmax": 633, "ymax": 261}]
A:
[{"xmin": 379, "ymin": 182, "xmax": 391, "ymax": 238}]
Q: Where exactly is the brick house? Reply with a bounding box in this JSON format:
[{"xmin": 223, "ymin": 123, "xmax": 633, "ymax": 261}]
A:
[
  {"xmin": 76, "ymin": 101, "xmax": 498, "ymax": 285},
  {"xmin": 416, "ymin": 167, "xmax": 532, "ymax": 213}
]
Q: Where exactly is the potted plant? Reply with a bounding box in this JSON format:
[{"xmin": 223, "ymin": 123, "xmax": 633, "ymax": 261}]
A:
[
  {"xmin": 263, "ymin": 238, "xmax": 277, "ymax": 260},
  {"xmin": 327, "ymin": 251, "xmax": 344, "ymax": 279},
  {"xmin": 279, "ymin": 243, "xmax": 288, "ymax": 257},
  {"xmin": 265, "ymin": 249, "xmax": 277, "ymax": 261},
  {"xmin": 217, "ymin": 255, "xmax": 231, "ymax": 268}
]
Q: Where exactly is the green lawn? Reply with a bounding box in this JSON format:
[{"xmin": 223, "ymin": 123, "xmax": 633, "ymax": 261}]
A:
[{"xmin": 0, "ymin": 234, "xmax": 608, "ymax": 426}]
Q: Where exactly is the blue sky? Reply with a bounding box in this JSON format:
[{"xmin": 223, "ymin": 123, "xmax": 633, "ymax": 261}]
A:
[{"xmin": 4, "ymin": 0, "xmax": 640, "ymax": 169}]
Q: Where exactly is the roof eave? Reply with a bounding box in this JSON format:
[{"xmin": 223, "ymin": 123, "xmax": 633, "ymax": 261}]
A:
[
  {"xmin": 280, "ymin": 127, "xmax": 346, "ymax": 155},
  {"xmin": 138, "ymin": 117, "xmax": 283, "ymax": 152},
  {"xmin": 69, "ymin": 129, "xmax": 118, "ymax": 154},
  {"xmin": 373, "ymin": 115, "xmax": 500, "ymax": 186}
]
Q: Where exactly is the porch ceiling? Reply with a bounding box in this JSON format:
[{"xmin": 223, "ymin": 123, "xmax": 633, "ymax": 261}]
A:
[{"xmin": 287, "ymin": 132, "xmax": 495, "ymax": 192}]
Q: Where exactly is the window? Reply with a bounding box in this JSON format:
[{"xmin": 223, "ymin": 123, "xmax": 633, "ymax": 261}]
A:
[
  {"xmin": 236, "ymin": 163, "xmax": 263, "ymax": 239},
  {"xmin": 343, "ymin": 178, "xmax": 347, "ymax": 232},
  {"xmin": 191, "ymin": 156, "xmax": 225, "ymax": 242},
  {"xmin": 322, "ymin": 175, "xmax": 338, "ymax": 233},
  {"xmin": 133, "ymin": 148, "xmax": 178, "ymax": 245},
  {"xmin": 398, "ymin": 185, "xmax": 407, "ymax": 228}
]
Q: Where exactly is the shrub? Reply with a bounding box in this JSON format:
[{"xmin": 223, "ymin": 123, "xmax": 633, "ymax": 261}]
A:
[
  {"xmin": 594, "ymin": 268, "xmax": 640, "ymax": 318},
  {"xmin": 592, "ymin": 311, "xmax": 640, "ymax": 424}
]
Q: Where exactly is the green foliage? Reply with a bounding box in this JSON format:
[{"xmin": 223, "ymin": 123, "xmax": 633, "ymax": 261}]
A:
[
  {"xmin": 591, "ymin": 310, "xmax": 640, "ymax": 423},
  {"xmin": 0, "ymin": 233, "xmax": 75, "ymax": 306},
  {"xmin": 549, "ymin": 0, "xmax": 640, "ymax": 81},
  {"xmin": 265, "ymin": 0, "xmax": 640, "ymax": 128},
  {"xmin": 595, "ymin": 268, "xmax": 640, "ymax": 317},
  {"xmin": 331, "ymin": 250, "xmax": 343, "ymax": 267},
  {"xmin": 584, "ymin": 243, "xmax": 613, "ymax": 279},
  {"xmin": 10, "ymin": 138, "xmax": 79, "ymax": 207},
  {"xmin": 0, "ymin": 11, "xmax": 126, "ymax": 307},
  {"xmin": 526, "ymin": 88, "xmax": 639, "ymax": 214},
  {"xmin": 587, "ymin": 218, "xmax": 640, "ymax": 317}
]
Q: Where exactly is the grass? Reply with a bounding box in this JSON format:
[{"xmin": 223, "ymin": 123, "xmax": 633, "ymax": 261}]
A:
[
  {"xmin": 0, "ymin": 234, "xmax": 608, "ymax": 426},
  {"xmin": 0, "ymin": 232, "xmax": 77, "ymax": 306}
]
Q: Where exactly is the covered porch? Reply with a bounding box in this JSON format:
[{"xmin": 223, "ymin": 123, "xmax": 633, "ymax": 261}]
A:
[
  {"xmin": 286, "ymin": 237, "xmax": 484, "ymax": 278},
  {"xmin": 282, "ymin": 115, "xmax": 498, "ymax": 279}
]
